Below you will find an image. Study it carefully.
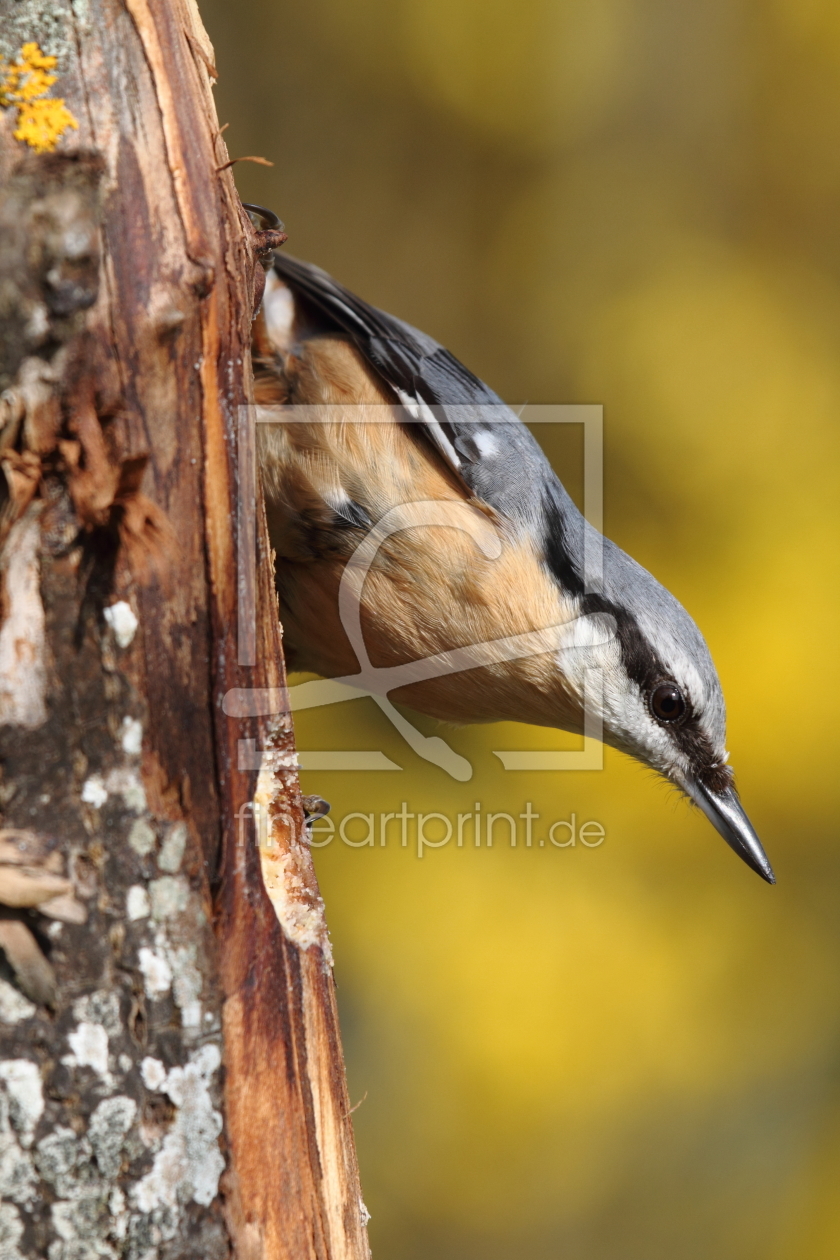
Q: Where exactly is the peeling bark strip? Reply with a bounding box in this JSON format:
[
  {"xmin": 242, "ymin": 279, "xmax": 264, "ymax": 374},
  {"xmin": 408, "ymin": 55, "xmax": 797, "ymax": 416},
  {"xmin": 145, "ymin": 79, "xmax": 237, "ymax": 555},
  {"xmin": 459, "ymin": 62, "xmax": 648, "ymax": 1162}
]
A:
[{"xmin": 0, "ymin": 4, "xmax": 369, "ymax": 1259}]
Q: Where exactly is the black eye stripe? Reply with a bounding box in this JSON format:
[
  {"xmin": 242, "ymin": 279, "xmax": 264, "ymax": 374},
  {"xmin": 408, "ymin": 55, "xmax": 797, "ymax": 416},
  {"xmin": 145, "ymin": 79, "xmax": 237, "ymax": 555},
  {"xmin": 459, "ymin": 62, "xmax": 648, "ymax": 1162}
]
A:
[
  {"xmin": 574, "ymin": 593, "xmax": 730, "ymax": 790},
  {"xmin": 540, "ymin": 484, "xmax": 730, "ymax": 788}
]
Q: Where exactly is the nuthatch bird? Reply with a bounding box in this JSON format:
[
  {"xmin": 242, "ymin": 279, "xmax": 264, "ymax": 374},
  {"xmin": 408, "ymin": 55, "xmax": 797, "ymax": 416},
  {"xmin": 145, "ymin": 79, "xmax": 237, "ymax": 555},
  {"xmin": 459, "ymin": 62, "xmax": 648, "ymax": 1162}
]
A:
[{"xmin": 250, "ymin": 242, "xmax": 774, "ymax": 884}]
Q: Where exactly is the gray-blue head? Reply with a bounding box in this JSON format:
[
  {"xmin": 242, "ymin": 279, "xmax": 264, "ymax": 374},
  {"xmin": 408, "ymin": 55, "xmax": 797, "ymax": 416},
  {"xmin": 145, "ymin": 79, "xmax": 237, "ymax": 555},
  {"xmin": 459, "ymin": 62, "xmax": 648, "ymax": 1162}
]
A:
[{"xmin": 554, "ymin": 531, "xmax": 774, "ymax": 883}]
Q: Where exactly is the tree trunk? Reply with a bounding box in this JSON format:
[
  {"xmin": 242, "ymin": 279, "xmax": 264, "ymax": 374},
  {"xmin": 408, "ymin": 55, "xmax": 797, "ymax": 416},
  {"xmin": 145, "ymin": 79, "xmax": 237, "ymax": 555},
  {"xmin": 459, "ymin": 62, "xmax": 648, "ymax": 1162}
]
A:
[{"xmin": 0, "ymin": 5, "xmax": 369, "ymax": 1258}]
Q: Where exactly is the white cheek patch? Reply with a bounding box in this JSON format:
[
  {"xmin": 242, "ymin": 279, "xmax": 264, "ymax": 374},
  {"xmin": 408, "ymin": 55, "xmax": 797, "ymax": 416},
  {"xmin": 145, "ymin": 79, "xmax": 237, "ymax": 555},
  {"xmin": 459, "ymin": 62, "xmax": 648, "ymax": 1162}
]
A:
[
  {"xmin": 552, "ymin": 609, "xmax": 694, "ymax": 777},
  {"xmin": 554, "ymin": 613, "xmax": 621, "ymax": 724},
  {"xmin": 559, "ymin": 612, "xmax": 616, "ymax": 651},
  {"xmin": 262, "ymin": 272, "xmax": 296, "ymax": 353},
  {"xmin": 602, "ymin": 678, "xmax": 689, "ymax": 776}
]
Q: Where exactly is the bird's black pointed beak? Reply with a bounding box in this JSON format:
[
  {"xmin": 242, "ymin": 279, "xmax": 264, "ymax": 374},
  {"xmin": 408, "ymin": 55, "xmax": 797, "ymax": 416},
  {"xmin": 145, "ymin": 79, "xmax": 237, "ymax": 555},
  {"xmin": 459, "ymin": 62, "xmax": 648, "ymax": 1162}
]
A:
[{"xmin": 685, "ymin": 778, "xmax": 776, "ymax": 884}]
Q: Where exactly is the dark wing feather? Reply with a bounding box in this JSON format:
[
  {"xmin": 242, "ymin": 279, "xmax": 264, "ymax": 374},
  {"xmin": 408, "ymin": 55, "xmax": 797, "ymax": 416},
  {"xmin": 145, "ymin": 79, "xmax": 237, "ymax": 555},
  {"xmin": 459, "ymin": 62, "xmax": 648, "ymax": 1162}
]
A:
[
  {"xmin": 267, "ymin": 254, "xmax": 735, "ymax": 784},
  {"xmin": 272, "ymin": 254, "xmax": 497, "ymax": 406},
  {"xmin": 271, "ymin": 252, "xmax": 587, "ymax": 585}
]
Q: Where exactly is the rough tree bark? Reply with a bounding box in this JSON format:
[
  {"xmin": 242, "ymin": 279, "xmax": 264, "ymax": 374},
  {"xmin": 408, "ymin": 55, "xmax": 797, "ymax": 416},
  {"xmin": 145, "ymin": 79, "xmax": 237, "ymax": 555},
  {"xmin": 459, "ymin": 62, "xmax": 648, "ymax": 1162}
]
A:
[{"xmin": 0, "ymin": 4, "xmax": 370, "ymax": 1259}]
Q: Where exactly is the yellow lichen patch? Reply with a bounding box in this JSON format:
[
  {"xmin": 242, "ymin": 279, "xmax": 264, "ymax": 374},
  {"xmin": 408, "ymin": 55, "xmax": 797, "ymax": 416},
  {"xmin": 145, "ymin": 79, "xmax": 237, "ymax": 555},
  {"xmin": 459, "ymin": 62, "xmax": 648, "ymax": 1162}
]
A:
[
  {"xmin": 12, "ymin": 96, "xmax": 78, "ymax": 152},
  {"xmin": 0, "ymin": 42, "xmax": 78, "ymax": 153}
]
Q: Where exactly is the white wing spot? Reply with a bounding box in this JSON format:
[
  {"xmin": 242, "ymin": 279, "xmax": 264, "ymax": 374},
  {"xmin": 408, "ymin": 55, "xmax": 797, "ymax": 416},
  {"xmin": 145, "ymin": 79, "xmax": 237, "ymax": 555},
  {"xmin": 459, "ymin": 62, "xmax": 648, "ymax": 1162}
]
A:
[{"xmin": 473, "ymin": 430, "xmax": 498, "ymax": 458}]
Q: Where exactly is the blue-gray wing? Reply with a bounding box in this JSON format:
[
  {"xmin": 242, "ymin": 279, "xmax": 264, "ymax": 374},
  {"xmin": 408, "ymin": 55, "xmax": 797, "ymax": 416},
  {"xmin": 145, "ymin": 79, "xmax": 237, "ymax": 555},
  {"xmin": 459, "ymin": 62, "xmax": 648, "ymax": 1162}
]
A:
[
  {"xmin": 271, "ymin": 253, "xmax": 579, "ymax": 543},
  {"xmin": 267, "ymin": 255, "xmax": 727, "ymax": 745}
]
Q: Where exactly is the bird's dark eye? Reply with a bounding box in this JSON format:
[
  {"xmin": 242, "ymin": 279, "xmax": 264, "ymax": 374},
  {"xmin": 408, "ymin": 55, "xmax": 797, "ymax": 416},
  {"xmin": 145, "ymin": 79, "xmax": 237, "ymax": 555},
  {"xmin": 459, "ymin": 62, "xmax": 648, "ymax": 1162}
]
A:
[{"xmin": 649, "ymin": 682, "xmax": 686, "ymax": 724}]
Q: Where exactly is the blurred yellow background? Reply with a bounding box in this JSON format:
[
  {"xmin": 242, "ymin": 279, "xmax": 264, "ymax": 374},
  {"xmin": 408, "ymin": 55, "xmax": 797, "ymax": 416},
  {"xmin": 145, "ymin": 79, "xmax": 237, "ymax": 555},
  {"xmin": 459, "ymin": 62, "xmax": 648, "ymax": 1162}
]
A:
[{"xmin": 200, "ymin": 1, "xmax": 840, "ymax": 1255}]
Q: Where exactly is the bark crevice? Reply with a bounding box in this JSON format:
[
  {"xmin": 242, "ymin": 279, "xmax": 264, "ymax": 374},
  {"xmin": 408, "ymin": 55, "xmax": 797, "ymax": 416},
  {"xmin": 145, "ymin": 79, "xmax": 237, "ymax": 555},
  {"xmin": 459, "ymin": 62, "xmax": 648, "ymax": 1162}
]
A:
[{"xmin": 0, "ymin": 5, "xmax": 369, "ymax": 1258}]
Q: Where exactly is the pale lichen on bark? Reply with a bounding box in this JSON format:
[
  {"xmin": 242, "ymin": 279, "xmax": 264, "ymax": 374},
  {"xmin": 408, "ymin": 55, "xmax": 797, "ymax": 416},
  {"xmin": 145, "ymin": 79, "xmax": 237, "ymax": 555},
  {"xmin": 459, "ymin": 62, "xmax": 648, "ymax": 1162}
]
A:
[
  {"xmin": 0, "ymin": 3, "xmax": 370, "ymax": 1257},
  {"xmin": 0, "ymin": 2, "xmax": 80, "ymax": 68},
  {"xmin": 0, "ymin": 510, "xmax": 47, "ymax": 730},
  {"xmin": 0, "ymin": 7, "xmax": 229, "ymax": 1255},
  {"xmin": 0, "ymin": 587, "xmax": 229, "ymax": 1258}
]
